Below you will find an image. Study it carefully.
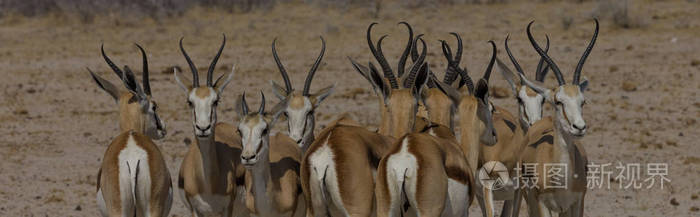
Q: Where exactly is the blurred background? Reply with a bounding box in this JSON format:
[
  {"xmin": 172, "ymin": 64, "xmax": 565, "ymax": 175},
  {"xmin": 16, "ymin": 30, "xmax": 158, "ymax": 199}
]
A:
[{"xmin": 0, "ymin": 0, "xmax": 698, "ymax": 216}]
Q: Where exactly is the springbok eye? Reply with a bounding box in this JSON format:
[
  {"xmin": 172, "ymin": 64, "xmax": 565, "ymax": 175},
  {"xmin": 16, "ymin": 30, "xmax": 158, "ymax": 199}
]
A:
[
  {"xmin": 262, "ymin": 128, "xmax": 269, "ymax": 135},
  {"xmin": 152, "ymin": 103, "xmax": 158, "ymax": 111},
  {"xmin": 516, "ymin": 97, "xmax": 523, "ymax": 104},
  {"xmin": 237, "ymin": 129, "xmax": 242, "ymax": 136},
  {"xmin": 213, "ymin": 100, "xmax": 220, "ymax": 106},
  {"xmin": 556, "ymin": 101, "xmax": 563, "ymax": 106},
  {"xmin": 582, "ymin": 100, "xmax": 587, "ymax": 107},
  {"xmin": 187, "ymin": 101, "xmax": 193, "ymax": 107}
]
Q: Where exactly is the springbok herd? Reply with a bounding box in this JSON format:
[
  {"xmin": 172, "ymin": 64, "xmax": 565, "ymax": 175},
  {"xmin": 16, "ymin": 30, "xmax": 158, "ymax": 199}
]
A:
[{"xmin": 90, "ymin": 19, "xmax": 598, "ymax": 217}]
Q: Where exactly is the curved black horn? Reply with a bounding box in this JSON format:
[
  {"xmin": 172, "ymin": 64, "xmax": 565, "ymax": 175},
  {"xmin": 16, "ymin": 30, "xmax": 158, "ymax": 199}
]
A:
[
  {"xmin": 259, "ymin": 91, "xmax": 266, "ymax": 114},
  {"xmin": 397, "ymin": 21, "xmax": 413, "ymax": 78},
  {"xmin": 376, "ymin": 35, "xmax": 399, "ymax": 89},
  {"xmin": 403, "ymin": 35, "xmax": 426, "ymax": 89},
  {"xmin": 535, "ymin": 34, "xmax": 551, "ymax": 82},
  {"xmin": 483, "ymin": 40, "xmax": 497, "ymax": 82},
  {"xmin": 441, "ymin": 33, "xmax": 462, "ymax": 85},
  {"xmin": 527, "ymin": 21, "xmax": 565, "ymax": 85},
  {"xmin": 241, "ymin": 92, "xmax": 249, "ymax": 115},
  {"xmin": 134, "ymin": 43, "xmax": 151, "ymax": 95},
  {"xmin": 505, "ymin": 35, "xmax": 524, "ymax": 75},
  {"xmin": 101, "ymin": 44, "xmax": 125, "ymax": 80},
  {"xmin": 451, "ymin": 32, "xmax": 463, "ymax": 65},
  {"xmin": 573, "ymin": 18, "xmax": 599, "ymax": 84},
  {"xmin": 367, "ymin": 23, "xmax": 398, "ymax": 89},
  {"xmin": 303, "ymin": 36, "xmax": 326, "ymax": 96},
  {"xmin": 179, "ymin": 37, "xmax": 199, "ymax": 87},
  {"xmin": 459, "ymin": 67, "xmax": 474, "ymax": 93},
  {"xmin": 272, "ymin": 38, "xmax": 292, "ymax": 93},
  {"xmin": 207, "ymin": 34, "xmax": 226, "ymax": 86}
]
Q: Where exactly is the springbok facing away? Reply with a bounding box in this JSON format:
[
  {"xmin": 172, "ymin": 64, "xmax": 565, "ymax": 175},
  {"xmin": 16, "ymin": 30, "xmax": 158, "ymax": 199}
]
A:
[
  {"xmin": 173, "ymin": 35, "xmax": 242, "ymax": 217},
  {"xmin": 270, "ymin": 37, "xmax": 334, "ymax": 152},
  {"xmin": 300, "ymin": 22, "xmax": 421, "ymax": 217},
  {"xmin": 93, "ymin": 44, "xmax": 172, "ymax": 217},
  {"xmin": 515, "ymin": 19, "xmax": 597, "ymax": 217},
  {"xmin": 235, "ymin": 92, "xmax": 305, "ymax": 217},
  {"xmin": 418, "ymin": 32, "xmax": 464, "ymax": 131},
  {"xmin": 497, "ymin": 34, "xmax": 551, "ymax": 131}
]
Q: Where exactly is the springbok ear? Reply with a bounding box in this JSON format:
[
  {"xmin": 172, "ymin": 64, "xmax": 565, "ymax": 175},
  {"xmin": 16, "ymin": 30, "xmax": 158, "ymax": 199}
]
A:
[
  {"xmin": 368, "ymin": 62, "xmax": 391, "ymax": 103},
  {"xmin": 121, "ymin": 66, "xmax": 146, "ymax": 99},
  {"xmin": 432, "ymin": 76, "xmax": 462, "ymax": 104},
  {"xmin": 517, "ymin": 72, "xmax": 550, "ymax": 99},
  {"xmin": 88, "ymin": 68, "xmax": 120, "ymax": 102},
  {"xmin": 496, "ymin": 57, "xmax": 519, "ymax": 94},
  {"xmin": 475, "ymin": 79, "xmax": 490, "ymax": 103},
  {"xmin": 270, "ymin": 80, "xmax": 289, "ymax": 100},
  {"xmin": 311, "ymin": 84, "xmax": 335, "ymax": 107},
  {"xmin": 173, "ymin": 67, "xmax": 193, "ymax": 93},
  {"xmin": 214, "ymin": 65, "xmax": 235, "ymax": 94},
  {"xmin": 579, "ymin": 77, "xmax": 589, "ymax": 93}
]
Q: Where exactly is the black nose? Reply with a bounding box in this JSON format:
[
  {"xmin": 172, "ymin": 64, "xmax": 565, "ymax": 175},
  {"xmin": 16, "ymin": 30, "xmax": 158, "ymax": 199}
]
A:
[
  {"xmin": 242, "ymin": 154, "xmax": 256, "ymax": 161},
  {"xmin": 573, "ymin": 124, "xmax": 586, "ymax": 131},
  {"xmin": 196, "ymin": 125, "xmax": 211, "ymax": 131}
]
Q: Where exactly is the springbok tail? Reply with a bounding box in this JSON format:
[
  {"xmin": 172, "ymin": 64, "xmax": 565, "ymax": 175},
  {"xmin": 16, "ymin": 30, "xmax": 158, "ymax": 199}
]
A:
[
  {"xmin": 126, "ymin": 160, "xmax": 141, "ymax": 217},
  {"xmin": 400, "ymin": 168, "xmax": 409, "ymax": 217}
]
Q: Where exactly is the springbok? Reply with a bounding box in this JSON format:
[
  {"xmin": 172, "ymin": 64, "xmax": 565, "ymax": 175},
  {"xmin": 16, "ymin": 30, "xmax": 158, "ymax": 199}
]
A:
[
  {"xmin": 173, "ymin": 35, "xmax": 241, "ymax": 217},
  {"xmin": 376, "ymin": 37, "xmax": 515, "ymax": 217},
  {"xmin": 515, "ymin": 19, "xmax": 597, "ymax": 217},
  {"xmin": 270, "ymin": 37, "xmax": 334, "ymax": 152},
  {"xmin": 235, "ymin": 92, "xmax": 305, "ymax": 217},
  {"xmin": 300, "ymin": 22, "xmax": 422, "ymax": 217},
  {"xmin": 497, "ymin": 34, "xmax": 551, "ymax": 131},
  {"xmin": 93, "ymin": 44, "xmax": 172, "ymax": 217},
  {"xmin": 418, "ymin": 32, "xmax": 464, "ymax": 131}
]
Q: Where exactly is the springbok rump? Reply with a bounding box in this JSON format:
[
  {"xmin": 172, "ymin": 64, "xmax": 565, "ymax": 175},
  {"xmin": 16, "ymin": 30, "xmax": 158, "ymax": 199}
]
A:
[{"xmin": 93, "ymin": 44, "xmax": 172, "ymax": 217}]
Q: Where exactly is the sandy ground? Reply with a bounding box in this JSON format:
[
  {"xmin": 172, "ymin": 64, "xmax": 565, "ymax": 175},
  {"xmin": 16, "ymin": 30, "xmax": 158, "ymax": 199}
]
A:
[{"xmin": 0, "ymin": 1, "xmax": 698, "ymax": 216}]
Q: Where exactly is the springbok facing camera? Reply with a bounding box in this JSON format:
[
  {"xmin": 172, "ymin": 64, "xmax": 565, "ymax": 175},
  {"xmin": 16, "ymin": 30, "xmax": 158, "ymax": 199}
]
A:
[
  {"xmin": 93, "ymin": 44, "xmax": 172, "ymax": 217},
  {"xmin": 497, "ymin": 34, "xmax": 551, "ymax": 131},
  {"xmin": 173, "ymin": 35, "xmax": 242, "ymax": 217},
  {"xmin": 515, "ymin": 19, "xmax": 597, "ymax": 217},
  {"xmin": 235, "ymin": 92, "xmax": 305, "ymax": 217},
  {"xmin": 270, "ymin": 37, "xmax": 334, "ymax": 152}
]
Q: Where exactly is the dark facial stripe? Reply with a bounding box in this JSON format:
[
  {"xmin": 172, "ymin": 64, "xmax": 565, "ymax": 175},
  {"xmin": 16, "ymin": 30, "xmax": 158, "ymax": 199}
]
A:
[{"xmin": 529, "ymin": 135, "xmax": 553, "ymax": 148}]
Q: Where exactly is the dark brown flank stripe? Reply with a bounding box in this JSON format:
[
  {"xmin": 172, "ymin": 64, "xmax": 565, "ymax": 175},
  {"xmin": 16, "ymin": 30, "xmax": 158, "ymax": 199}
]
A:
[
  {"xmin": 529, "ymin": 135, "xmax": 553, "ymax": 148},
  {"xmin": 503, "ymin": 119, "xmax": 516, "ymax": 132}
]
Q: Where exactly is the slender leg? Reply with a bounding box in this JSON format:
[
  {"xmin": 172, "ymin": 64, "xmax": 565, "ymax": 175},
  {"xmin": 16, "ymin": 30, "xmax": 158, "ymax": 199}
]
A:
[
  {"xmin": 501, "ymin": 200, "xmax": 513, "ymax": 217},
  {"xmin": 523, "ymin": 189, "xmax": 539, "ymax": 217},
  {"xmin": 510, "ymin": 188, "xmax": 523, "ymax": 217},
  {"xmin": 477, "ymin": 194, "xmax": 487, "ymax": 217},
  {"xmin": 482, "ymin": 188, "xmax": 495, "ymax": 217},
  {"xmin": 537, "ymin": 200, "xmax": 552, "ymax": 217}
]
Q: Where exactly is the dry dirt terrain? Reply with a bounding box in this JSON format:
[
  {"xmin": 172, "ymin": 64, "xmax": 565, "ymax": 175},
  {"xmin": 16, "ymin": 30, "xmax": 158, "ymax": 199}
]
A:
[{"xmin": 0, "ymin": 1, "xmax": 698, "ymax": 216}]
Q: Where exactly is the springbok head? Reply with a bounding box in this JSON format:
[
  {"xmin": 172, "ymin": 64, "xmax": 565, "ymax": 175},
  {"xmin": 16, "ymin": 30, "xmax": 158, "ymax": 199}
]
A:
[
  {"xmin": 434, "ymin": 41, "xmax": 499, "ymax": 146},
  {"xmin": 419, "ymin": 32, "xmax": 465, "ymax": 130},
  {"xmin": 349, "ymin": 22, "xmax": 430, "ymax": 138},
  {"xmin": 497, "ymin": 34, "xmax": 551, "ymax": 129},
  {"xmin": 269, "ymin": 37, "xmax": 334, "ymax": 148},
  {"xmin": 89, "ymin": 44, "xmax": 166, "ymax": 139},
  {"xmin": 173, "ymin": 35, "xmax": 236, "ymax": 138},
  {"xmin": 236, "ymin": 92, "xmax": 284, "ymax": 166},
  {"xmin": 518, "ymin": 20, "xmax": 598, "ymax": 137}
]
